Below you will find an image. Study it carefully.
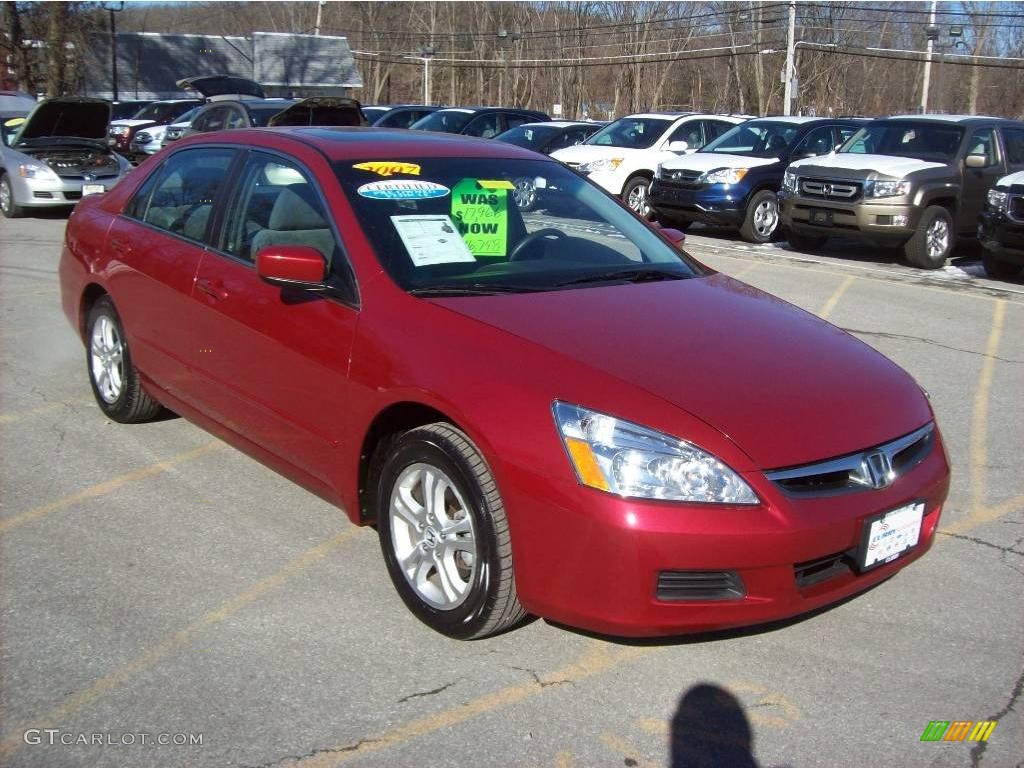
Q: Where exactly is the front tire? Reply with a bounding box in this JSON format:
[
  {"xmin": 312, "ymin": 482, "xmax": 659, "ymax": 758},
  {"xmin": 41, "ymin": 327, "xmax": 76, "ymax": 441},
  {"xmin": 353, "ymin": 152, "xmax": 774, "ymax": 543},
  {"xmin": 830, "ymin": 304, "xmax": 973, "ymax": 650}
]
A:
[
  {"xmin": 740, "ymin": 190, "xmax": 780, "ymax": 243},
  {"xmin": 85, "ymin": 296, "xmax": 163, "ymax": 423},
  {"xmin": 512, "ymin": 177, "xmax": 538, "ymax": 211},
  {"xmin": 904, "ymin": 205, "xmax": 954, "ymax": 269},
  {"xmin": 622, "ymin": 175, "xmax": 654, "ymax": 220},
  {"xmin": 0, "ymin": 173, "xmax": 25, "ymax": 218},
  {"xmin": 376, "ymin": 423, "xmax": 526, "ymax": 639},
  {"xmin": 982, "ymin": 248, "xmax": 1023, "ymax": 280}
]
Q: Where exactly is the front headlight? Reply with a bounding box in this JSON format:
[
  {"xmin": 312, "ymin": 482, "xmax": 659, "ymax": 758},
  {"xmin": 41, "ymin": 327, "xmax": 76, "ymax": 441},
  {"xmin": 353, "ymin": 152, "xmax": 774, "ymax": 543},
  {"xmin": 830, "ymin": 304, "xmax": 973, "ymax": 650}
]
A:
[
  {"xmin": 700, "ymin": 167, "xmax": 748, "ymax": 185},
  {"xmin": 18, "ymin": 163, "xmax": 59, "ymax": 181},
  {"xmin": 579, "ymin": 157, "xmax": 624, "ymax": 174},
  {"xmin": 552, "ymin": 402, "xmax": 759, "ymax": 504},
  {"xmin": 782, "ymin": 170, "xmax": 798, "ymax": 193},
  {"xmin": 108, "ymin": 125, "xmax": 129, "ymax": 136},
  {"xmin": 987, "ymin": 188, "xmax": 1009, "ymax": 212},
  {"xmin": 865, "ymin": 179, "xmax": 911, "ymax": 198}
]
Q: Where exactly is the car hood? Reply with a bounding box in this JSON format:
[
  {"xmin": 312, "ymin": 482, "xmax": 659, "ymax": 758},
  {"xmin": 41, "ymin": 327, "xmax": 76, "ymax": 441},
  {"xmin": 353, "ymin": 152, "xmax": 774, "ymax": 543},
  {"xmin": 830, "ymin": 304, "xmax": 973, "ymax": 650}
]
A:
[
  {"xmin": 551, "ymin": 144, "xmax": 650, "ymax": 164},
  {"xmin": 267, "ymin": 97, "xmax": 367, "ymax": 127},
  {"xmin": 995, "ymin": 169, "xmax": 1024, "ymax": 187},
  {"xmin": 110, "ymin": 118, "xmax": 155, "ymax": 129},
  {"xmin": 429, "ymin": 274, "xmax": 930, "ymax": 469},
  {"xmin": 176, "ymin": 75, "xmax": 265, "ymax": 99},
  {"xmin": 790, "ymin": 152, "xmax": 946, "ymax": 178},
  {"xmin": 14, "ymin": 97, "xmax": 110, "ymax": 143},
  {"xmin": 661, "ymin": 152, "xmax": 779, "ymax": 172}
]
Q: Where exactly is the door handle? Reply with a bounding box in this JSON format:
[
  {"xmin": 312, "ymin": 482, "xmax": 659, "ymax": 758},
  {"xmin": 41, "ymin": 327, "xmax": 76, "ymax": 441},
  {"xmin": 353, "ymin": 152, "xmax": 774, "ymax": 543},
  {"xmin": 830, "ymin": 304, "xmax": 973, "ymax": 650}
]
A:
[
  {"xmin": 109, "ymin": 236, "xmax": 134, "ymax": 255},
  {"xmin": 195, "ymin": 278, "xmax": 228, "ymax": 301}
]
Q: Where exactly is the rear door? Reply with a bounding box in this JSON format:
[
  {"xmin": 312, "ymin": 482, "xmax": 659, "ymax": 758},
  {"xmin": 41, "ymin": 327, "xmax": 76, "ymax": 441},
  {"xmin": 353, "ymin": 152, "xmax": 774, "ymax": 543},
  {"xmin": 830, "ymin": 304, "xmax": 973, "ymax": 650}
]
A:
[
  {"xmin": 105, "ymin": 147, "xmax": 239, "ymax": 403},
  {"xmin": 186, "ymin": 149, "xmax": 359, "ymax": 484}
]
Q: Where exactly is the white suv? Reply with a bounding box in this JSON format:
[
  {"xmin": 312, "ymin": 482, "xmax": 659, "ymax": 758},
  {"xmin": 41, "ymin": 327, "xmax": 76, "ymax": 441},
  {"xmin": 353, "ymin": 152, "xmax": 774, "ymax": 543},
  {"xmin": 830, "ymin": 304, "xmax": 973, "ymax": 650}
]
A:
[{"xmin": 551, "ymin": 113, "xmax": 746, "ymax": 217}]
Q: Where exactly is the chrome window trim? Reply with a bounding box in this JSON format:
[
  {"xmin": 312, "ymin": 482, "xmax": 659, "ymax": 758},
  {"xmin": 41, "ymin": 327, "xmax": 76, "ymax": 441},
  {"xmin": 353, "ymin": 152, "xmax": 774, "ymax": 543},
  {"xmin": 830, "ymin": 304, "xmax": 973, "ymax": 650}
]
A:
[{"xmin": 765, "ymin": 422, "xmax": 935, "ymax": 495}]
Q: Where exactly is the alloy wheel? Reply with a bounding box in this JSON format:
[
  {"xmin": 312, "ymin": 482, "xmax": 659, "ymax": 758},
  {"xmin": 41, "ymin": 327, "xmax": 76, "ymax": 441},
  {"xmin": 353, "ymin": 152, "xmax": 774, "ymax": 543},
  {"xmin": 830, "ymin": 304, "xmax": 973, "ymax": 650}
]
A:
[
  {"xmin": 627, "ymin": 182, "xmax": 651, "ymax": 217},
  {"xmin": 90, "ymin": 314, "xmax": 125, "ymax": 404},
  {"xmin": 926, "ymin": 217, "xmax": 949, "ymax": 260},
  {"xmin": 512, "ymin": 178, "xmax": 536, "ymax": 210},
  {"xmin": 753, "ymin": 198, "xmax": 779, "ymax": 238}
]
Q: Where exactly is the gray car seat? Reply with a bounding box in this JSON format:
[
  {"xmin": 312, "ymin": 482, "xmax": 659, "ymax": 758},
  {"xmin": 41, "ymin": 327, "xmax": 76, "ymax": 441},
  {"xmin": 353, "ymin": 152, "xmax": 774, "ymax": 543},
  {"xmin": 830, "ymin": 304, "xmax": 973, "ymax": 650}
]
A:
[{"xmin": 249, "ymin": 184, "xmax": 335, "ymax": 261}]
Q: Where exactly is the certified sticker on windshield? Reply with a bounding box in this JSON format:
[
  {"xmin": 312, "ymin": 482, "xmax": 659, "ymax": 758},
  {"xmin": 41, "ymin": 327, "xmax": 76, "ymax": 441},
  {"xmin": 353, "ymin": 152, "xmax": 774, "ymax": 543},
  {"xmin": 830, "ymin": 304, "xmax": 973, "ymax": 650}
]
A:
[
  {"xmin": 353, "ymin": 161, "xmax": 422, "ymax": 177},
  {"xmin": 391, "ymin": 215, "xmax": 476, "ymax": 267},
  {"xmin": 358, "ymin": 180, "xmax": 449, "ymax": 200}
]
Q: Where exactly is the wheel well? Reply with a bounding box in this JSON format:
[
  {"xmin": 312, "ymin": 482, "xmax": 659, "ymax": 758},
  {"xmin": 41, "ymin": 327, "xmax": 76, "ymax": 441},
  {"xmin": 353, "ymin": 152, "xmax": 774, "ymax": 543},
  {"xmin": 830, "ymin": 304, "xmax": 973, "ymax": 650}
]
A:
[
  {"xmin": 621, "ymin": 171, "xmax": 653, "ymax": 195},
  {"xmin": 80, "ymin": 284, "xmax": 108, "ymax": 339},
  {"xmin": 357, "ymin": 402, "xmax": 457, "ymax": 524},
  {"xmin": 743, "ymin": 184, "xmax": 779, "ymax": 207},
  {"xmin": 926, "ymin": 197, "xmax": 956, "ymax": 215}
]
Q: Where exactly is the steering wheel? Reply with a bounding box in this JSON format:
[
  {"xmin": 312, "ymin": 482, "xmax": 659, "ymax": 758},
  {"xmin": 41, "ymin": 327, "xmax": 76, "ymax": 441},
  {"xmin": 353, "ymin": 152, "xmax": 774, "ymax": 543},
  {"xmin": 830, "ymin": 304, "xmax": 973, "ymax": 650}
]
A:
[{"xmin": 509, "ymin": 228, "xmax": 566, "ymax": 261}]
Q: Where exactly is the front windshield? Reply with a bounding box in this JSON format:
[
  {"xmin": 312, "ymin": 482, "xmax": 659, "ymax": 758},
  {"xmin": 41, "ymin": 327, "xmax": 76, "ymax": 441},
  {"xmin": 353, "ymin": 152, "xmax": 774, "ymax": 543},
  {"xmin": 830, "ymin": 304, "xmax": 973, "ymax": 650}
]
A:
[
  {"xmin": 496, "ymin": 125, "xmax": 557, "ymax": 149},
  {"xmin": 585, "ymin": 117, "xmax": 672, "ymax": 149},
  {"xmin": 841, "ymin": 122, "xmax": 964, "ymax": 162},
  {"xmin": 701, "ymin": 122, "xmax": 800, "ymax": 157},
  {"xmin": 335, "ymin": 157, "xmax": 703, "ymax": 293},
  {"xmin": 410, "ymin": 110, "xmax": 474, "ymax": 133}
]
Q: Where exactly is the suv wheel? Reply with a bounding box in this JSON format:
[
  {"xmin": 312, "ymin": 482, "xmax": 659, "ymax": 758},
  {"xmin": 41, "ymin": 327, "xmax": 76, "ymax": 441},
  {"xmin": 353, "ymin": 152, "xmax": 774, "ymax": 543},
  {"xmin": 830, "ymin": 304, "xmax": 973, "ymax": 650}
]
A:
[
  {"xmin": 376, "ymin": 423, "xmax": 526, "ymax": 639},
  {"xmin": 905, "ymin": 205, "xmax": 954, "ymax": 269},
  {"xmin": 511, "ymin": 177, "xmax": 537, "ymax": 211},
  {"xmin": 740, "ymin": 190, "xmax": 780, "ymax": 243},
  {"xmin": 785, "ymin": 230, "xmax": 828, "ymax": 252},
  {"xmin": 981, "ymin": 248, "xmax": 1023, "ymax": 280},
  {"xmin": 622, "ymin": 175, "xmax": 654, "ymax": 220},
  {"xmin": 85, "ymin": 296, "xmax": 164, "ymax": 422},
  {"xmin": 0, "ymin": 173, "xmax": 25, "ymax": 218}
]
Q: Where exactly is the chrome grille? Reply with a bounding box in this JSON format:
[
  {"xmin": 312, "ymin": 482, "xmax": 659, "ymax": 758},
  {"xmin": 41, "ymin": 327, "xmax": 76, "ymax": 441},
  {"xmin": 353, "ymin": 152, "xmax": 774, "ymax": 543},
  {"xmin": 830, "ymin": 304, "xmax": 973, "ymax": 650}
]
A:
[
  {"xmin": 765, "ymin": 422, "xmax": 935, "ymax": 497},
  {"xmin": 800, "ymin": 178, "xmax": 861, "ymax": 200}
]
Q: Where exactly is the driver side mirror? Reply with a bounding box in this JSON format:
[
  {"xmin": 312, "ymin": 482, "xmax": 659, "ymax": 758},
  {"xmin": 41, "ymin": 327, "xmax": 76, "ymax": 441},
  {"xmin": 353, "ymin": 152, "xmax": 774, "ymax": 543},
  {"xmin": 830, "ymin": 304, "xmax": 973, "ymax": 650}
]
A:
[
  {"xmin": 965, "ymin": 154, "xmax": 988, "ymax": 169},
  {"xmin": 256, "ymin": 245, "xmax": 327, "ymax": 290},
  {"xmin": 666, "ymin": 140, "xmax": 690, "ymax": 153},
  {"xmin": 659, "ymin": 227, "xmax": 687, "ymax": 249}
]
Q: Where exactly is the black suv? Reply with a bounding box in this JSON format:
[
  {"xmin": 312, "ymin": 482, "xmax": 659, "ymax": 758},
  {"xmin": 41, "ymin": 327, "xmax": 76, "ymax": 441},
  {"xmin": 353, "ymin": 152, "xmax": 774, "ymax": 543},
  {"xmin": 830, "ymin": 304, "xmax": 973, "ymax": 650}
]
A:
[{"xmin": 409, "ymin": 107, "xmax": 550, "ymax": 138}]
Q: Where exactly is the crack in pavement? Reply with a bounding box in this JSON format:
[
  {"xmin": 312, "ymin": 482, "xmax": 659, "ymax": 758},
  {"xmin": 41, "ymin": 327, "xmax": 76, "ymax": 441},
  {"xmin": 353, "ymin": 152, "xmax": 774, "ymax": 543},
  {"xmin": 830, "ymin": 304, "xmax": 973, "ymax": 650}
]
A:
[
  {"xmin": 936, "ymin": 531, "xmax": 1024, "ymax": 558},
  {"xmin": 397, "ymin": 680, "xmax": 458, "ymax": 704},
  {"xmin": 508, "ymin": 666, "xmax": 575, "ymax": 689},
  {"xmin": 242, "ymin": 738, "xmax": 383, "ymax": 768},
  {"xmin": 842, "ymin": 328, "xmax": 1024, "ymax": 364},
  {"xmin": 970, "ymin": 662, "xmax": 1024, "ymax": 768}
]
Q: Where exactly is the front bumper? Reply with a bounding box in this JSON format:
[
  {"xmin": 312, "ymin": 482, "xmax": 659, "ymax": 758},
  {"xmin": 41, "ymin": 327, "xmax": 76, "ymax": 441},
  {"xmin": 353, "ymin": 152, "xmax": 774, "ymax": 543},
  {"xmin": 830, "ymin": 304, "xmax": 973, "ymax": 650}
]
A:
[
  {"xmin": 650, "ymin": 179, "xmax": 746, "ymax": 226},
  {"xmin": 979, "ymin": 209, "xmax": 1024, "ymax": 264},
  {"xmin": 506, "ymin": 427, "xmax": 950, "ymax": 637},
  {"xmin": 781, "ymin": 192, "xmax": 920, "ymax": 243},
  {"xmin": 8, "ymin": 172, "xmax": 121, "ymax": 208}
]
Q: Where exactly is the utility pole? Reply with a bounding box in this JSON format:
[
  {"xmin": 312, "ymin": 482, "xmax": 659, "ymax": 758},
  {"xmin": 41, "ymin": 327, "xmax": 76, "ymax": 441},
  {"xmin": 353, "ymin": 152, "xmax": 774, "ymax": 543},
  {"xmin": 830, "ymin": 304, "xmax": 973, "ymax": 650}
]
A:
[
  {"xmin": 782, "ymin": 0, "xmax": 796, "ymax": 115},
  {"xmin": 419, "ymin": 45, "xmax": 435, "ymax": 105},
  {"xmin": 920, "ymin": 0, "xmax": 937, "ymax": 113},
  {"xmin": 314, "ymin": 0, "xmax": 325, "ymax": 35},
  {"xmin": 101, "ymin": 2, "xmax": 124, "ymax": 101}
]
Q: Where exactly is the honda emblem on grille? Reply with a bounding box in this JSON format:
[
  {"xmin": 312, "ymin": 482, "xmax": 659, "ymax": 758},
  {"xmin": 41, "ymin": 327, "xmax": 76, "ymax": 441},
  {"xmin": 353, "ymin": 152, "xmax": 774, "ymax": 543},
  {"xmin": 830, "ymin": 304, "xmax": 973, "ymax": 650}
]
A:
[
  {"xmin": 863, "ymin": 450, "xmax": 895, "ymax": 489},
  {"xmin": 822, "ymin": 183, "xmax": 834, "ymax": 196}
]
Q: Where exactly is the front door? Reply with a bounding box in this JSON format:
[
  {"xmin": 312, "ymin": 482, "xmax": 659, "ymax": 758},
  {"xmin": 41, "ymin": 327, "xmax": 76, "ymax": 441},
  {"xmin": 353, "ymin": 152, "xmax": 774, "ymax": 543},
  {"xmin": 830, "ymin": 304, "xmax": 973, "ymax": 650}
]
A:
[
  {"xmin": 187, "ymin": 150, "xmax": 358, "ymax": 485},
  {"xmin": 960, "ymin": 127, "xmax": 1004, "ymax": 234}
]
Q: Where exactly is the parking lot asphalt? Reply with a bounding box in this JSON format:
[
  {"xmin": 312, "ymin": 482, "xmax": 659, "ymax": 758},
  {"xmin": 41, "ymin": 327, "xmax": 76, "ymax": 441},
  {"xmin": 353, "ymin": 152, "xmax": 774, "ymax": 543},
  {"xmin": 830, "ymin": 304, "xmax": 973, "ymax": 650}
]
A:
[{"xmin": 1, "ymin": 213, "xmax": 1022, "ymax": 768}]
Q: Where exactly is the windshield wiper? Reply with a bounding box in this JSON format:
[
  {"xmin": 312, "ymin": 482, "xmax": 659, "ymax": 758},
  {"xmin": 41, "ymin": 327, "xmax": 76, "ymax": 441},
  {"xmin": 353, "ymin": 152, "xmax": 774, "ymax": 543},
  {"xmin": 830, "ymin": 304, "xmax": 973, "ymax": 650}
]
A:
[
  {"xmin": 554, "ymin": 268, "xmax": 688, "ymax": 288},
  {"xmin": 408, "ymin": 283, "xmax": 541, "ymax": 297}
]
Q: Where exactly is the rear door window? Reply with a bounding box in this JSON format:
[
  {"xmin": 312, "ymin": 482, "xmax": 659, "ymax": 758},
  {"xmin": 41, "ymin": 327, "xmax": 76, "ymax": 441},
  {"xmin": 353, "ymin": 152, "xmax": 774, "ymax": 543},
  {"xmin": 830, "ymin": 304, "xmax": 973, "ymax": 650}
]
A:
[
  {"xmin": 1000, "ymin": 127, "xmax": 1024, "ymax": 168},
  {"xmin": 967, "ymin": 128, "xmax": 999, "ymax": 167},
  {"xmin": 132, "ymin": 148, "xmax": 238, "ymax": 241},
  {"xmin": 464, "ymin": 113, "xmax": 502, "ymax": 138}
]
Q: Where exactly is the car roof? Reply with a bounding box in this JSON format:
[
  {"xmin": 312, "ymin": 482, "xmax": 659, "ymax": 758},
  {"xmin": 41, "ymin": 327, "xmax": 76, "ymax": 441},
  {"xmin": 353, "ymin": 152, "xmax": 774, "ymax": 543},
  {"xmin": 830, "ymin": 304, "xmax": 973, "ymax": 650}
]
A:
[
  {"xmin": 515, "ymin": 120, "xmax": 595, "ymax": 129},
  {"xmin": 187, "ymin": 126, "xmax": 545, "ymax": 161},
  {"xmin": 880, "ymin": 114, "xmax": 1021, "ymax": 126},
  {"xmin": 745, "ymin": 115, "xmax": 859, "ymax": 125}
]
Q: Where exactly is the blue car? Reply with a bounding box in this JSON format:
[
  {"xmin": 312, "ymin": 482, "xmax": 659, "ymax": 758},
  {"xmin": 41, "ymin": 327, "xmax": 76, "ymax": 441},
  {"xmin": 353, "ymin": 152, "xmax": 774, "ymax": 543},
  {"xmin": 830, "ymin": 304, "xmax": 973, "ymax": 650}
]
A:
[{"xmin": 650, "ymin": 116, "xmax": 866, "ymax": 243}]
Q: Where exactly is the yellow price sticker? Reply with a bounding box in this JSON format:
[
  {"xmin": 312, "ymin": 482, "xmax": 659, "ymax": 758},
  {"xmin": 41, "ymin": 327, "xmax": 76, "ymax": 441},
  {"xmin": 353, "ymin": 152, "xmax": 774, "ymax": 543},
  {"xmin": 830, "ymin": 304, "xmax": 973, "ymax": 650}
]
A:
[{"xmin": 352, "ymin": 161, "xmax": 422, "ymax": 177}]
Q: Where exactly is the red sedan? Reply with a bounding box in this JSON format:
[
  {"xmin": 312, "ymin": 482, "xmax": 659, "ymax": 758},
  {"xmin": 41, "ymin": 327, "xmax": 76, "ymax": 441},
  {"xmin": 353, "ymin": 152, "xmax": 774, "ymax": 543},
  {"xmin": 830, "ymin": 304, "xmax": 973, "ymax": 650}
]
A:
[{"xmin": 59, "ymin": 127, "xmax": 950, "ymax": 638}]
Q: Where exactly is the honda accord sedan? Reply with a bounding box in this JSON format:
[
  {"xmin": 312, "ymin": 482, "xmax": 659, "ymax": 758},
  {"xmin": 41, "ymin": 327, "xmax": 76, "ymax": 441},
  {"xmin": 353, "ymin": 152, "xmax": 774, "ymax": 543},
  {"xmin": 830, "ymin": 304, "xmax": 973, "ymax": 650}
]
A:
[{"xmin": 59, "ymin": 127, "xmax": 950, "ymax": 639}]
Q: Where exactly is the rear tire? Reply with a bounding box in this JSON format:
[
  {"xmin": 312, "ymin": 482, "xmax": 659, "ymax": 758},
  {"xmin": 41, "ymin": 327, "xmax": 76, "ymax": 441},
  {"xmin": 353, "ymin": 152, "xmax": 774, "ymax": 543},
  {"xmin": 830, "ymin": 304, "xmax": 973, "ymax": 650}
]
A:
[
  {"xmin": 0, "ymin": 173, "xmax": 25, "ymax": 218},
  {"xmin": 740, "ymin": 190, "xmax": 780, "ymax": 243},
  {"xmin": 982, "ymin": 248, "xmax": 1023, "ymax": 280},
  {"xmin": 785, "ymin": 229, "xmax": 828, "ymax": 252},
  {"xmin": 85, "ymin": 296, "xmax": 164, "ymax": 423},
  {"xmin": 904, "ymin": 205, "xmax": 954, "ymax": 269},
  {"xmin": 376, "ymin": 423, "xmax": 526, "ymax": 639}
]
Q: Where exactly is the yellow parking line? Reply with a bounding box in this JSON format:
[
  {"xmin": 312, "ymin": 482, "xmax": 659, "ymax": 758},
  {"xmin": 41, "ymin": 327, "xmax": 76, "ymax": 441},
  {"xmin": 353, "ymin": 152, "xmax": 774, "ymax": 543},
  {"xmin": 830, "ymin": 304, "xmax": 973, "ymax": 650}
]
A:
[
  {"xmin": 0, "ymin": 441, "xmax": 219, "ymax": 535},
  {"xmin": 817, "ymin": 276, "xmax": 856, "ymax": 320},
  {"xmin": 0, "ymin": 397, "xmax": 94, "ymax": 425},
  {"xmin": 598, "ymin": 733, "xmax": 660, "ymax": 768},
  {"xmin": 554, "ymin": 751, "xmax": 574, "ymax": 768},
  {"xmin": 284, "ymin": 642, "xmax": 654, "ymax": 768},
  {"xmin": 0, "ymin": 527, "xmax": 361, "ymax": 762},
  {"xmin": 969, "ymin": 300, "xmax": 1005, "ymax": 516}
]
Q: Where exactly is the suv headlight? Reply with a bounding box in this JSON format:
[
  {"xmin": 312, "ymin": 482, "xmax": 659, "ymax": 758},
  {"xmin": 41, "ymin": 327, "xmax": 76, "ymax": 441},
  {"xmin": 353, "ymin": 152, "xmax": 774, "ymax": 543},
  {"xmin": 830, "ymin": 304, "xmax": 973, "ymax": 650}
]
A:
[
  {"xmin": 987, "ymin": 188, "xmax": 1009, "ymax": 212},
  {"xmin": 700, "ymin": 167, "xmax": 748, "ymax": 185},
  {"xmin": 18, "ymin": 163, "xmax": 59, "ymax": 181},
  {"xmin": 865, "ymin": 179, "xmax": 911, "ymax": 198},
  {"xmin": 782, "ymin": 170, "xmax": 798, "ymax": 193},
  {"xmin": 552, "ymin": 402, "xmax": 759, "ymax": 504},
  {"xmin": 108, "ymin": 125, "xmax": 129, "ymax": 136},
  {"xmin": 579, "ymin": 157, "xmax": 623, "ymax": 174}
]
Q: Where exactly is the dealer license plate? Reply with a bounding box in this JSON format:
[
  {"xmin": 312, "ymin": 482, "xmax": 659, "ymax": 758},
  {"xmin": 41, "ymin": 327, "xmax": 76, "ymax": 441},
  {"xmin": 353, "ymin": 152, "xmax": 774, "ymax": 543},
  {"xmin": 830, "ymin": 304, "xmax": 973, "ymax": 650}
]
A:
[
  {"xmin": 809, "ymin": 208, "xmax": 833, "ymax": 226},
  {"xmin": 858, "ymin": 502, "xmax": 924, "ymax": 571},
  {"xmin": 82, "ymin": 184, "xmax": 106, "ymax": 196}
]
